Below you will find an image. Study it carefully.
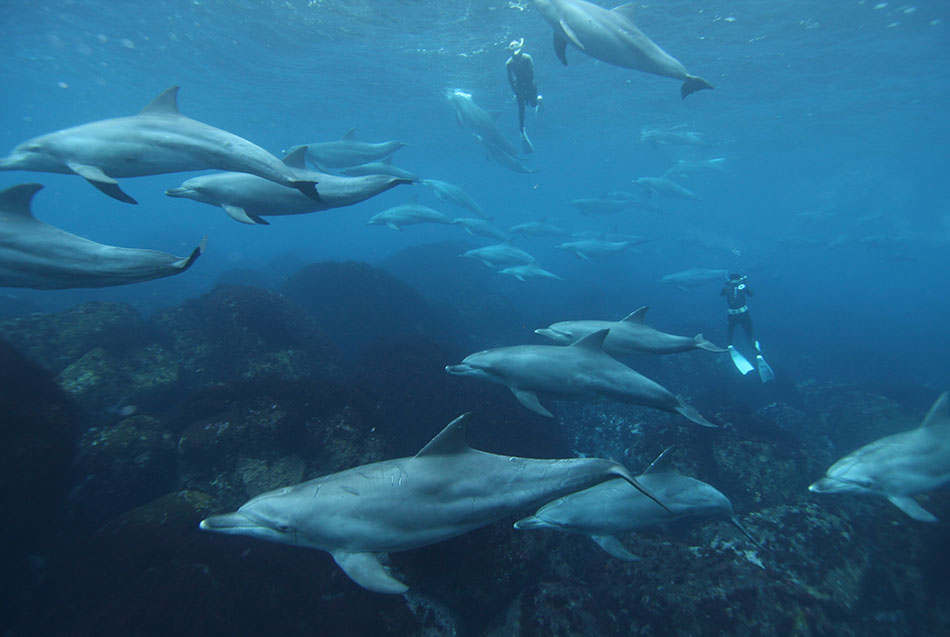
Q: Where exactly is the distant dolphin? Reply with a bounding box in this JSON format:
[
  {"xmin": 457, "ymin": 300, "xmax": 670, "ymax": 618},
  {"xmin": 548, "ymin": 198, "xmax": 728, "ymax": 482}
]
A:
[
  {"xmin": 515, "ymin": 447, "xmax": 758, "ymax": 560},
  {"xmin": 420, "ymin": 179, "xmax": 489, "ymax": 219},
  {"xmin": 509, "ymin": 221, "xmax": 570, "ymax": 238},
  {"xmin": 452, "ymin": 217, "xmax": 509, "ymax": 241},
  {"xmin": 571, "ymin": 230, "xmax": 649, "ymax": 246},
  {"xmin": 536, "ymin": 306, "xmax": 726, "ymax": 355},
  {"xmin": 634, "ymin": 176, "xmax": 700, "ymax": 201},
  {"xmin": 165, "ymin": 147, "xmax": 411, "ymax": 225},
  {"xmin": 663, "ymin": 158, "xmax": 727, "ymax": 179},
  {"xmin": 0, "ymin": 86, "xmax": 318, "ymax": 204},
  {"xmin": 339, "ymin": 157, "xmax": 419, "ymax": 181},
  {"xmin": 200, "ymin": 413, "xmax": 666, "ymax": 594},
  {"xmin": 529, "ymin": 0, "xmax": 713, "ymax": 99},
  {"xmin": 810, "ymin": 392, "xmax": 950, "ymax": 522},
  {"xmin": 558, "ymin": 238, "xmax": 633, "ymax": 259},
  {"xmin": 640, "ymin": 127, "xmax": 712, "ymax": 148},
  {"xmin": 499, "ymin": 263, "xmax": 564, "ymax": 282},
  {"xmin": 446, "ymin": 329, "xmax": 715, "ymax": 427},
  {"xmin": 0, "ymin": 183, "xmax": 204, "ymax": 289},
  {"xmin": 368, "ymin": 201, "xmax": 453, "ymax": 231},
  {"xmin": 659, "ymin": 268, "xmax": 728, "ymax": 291},
  {"xmin": 461, "ymin": 241, "xmax": 537, "ymax": 269},
  {"xmin": 447, "ymin": 89, "xmax": 521, "ymax": 158},
  {"xmin": 286, "ymin": 128, "xmax": 406, "ymax": 171}
]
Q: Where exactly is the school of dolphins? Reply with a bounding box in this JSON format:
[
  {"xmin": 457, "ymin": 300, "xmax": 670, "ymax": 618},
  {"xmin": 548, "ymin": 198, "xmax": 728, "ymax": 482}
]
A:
[{"xmin": 2, "ymin": 0, "xmax": 947, "ymax": 595}]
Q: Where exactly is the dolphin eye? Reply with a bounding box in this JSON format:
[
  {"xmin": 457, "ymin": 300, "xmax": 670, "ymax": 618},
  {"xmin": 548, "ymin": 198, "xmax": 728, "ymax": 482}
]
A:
[{"xmin": 276, "ymin": 524, "xmax": 291, "ymax": 533}]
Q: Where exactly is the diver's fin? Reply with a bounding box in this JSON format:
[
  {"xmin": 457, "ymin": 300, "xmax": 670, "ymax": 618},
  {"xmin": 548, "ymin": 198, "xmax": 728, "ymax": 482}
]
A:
[
  {"xmin": 729, "ymin": 346, "xmax": 754, "ymax": 375},
  {"xmin": 330, "ymin": 550, "xmax": 408, "ymax": 594},
  {"xmin": 511, "ymin": 387, "xmax": 553, "ymax": 418},
  {"xmin": 756, "ymin": 355, "xmax": 774, "ymax": 384},
  {"xmin": 66, "ymin": 161, "xmax": 137, "ymax": 204},
  {"xmin": 887, "ymin": 496, "xmax": 938, "ymax": 523},
  {"xmin": 681, "ymin": 75, "xmax": 714, "ymax": 99},
  {"xmin": 590, "ymin": 535, "xmax": 640, "ymax": 561}
]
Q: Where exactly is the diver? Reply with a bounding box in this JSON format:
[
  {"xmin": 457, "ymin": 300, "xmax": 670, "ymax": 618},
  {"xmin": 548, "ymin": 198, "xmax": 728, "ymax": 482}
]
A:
[
  {"xmin": 506, "ymin": 38, "xmax": 542, "ymax": 154},
  {"xmin": 721, "ymin": 272, "xmax": 773, "ymax": 383}
]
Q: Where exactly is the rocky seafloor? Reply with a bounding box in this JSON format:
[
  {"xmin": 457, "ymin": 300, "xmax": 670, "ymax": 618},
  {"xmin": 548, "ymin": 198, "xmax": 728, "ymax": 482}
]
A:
[{"xmin": 1, "ymin": 260, "xmax": 947, "ymax": 636}]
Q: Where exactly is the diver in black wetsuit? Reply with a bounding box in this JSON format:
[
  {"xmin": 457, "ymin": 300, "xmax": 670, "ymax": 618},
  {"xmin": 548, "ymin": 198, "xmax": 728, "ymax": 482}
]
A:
[
  {"xmin": 721, "ymin": 272, "xmax": 773, "ymax": 382},
  {"xmin": 506, "ymin": 38, "xmax": 542, "ymax": 154}
]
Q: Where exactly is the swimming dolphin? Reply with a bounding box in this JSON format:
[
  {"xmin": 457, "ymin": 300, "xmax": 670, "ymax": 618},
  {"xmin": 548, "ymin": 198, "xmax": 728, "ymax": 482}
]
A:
[
  {"xmin": 509, "ymin": 221, "xmax": 570, "ymax": 238},
  {"xmin": 199, "ymin": 413, "xmax": 667, "ymax": 594},
  {"xmin": 535, "ymin": 306, "xmax": 726, "ymax": 355},
  {"xmin": 499, "ymin": 263, "xmax": 564, "ymax": 282},
  {"xmin": 659, "ymin": 268, "xmax": 728, "ymax": 291},
  {"xmin": 0, "ymin": 87, "xmax": 318, "ymax": 204},
  {"xmin": 286, "ymin": 128, "xmax": 406, "ymax": 171},
  {"xmin": 809, "ymin": 392, "xmax": 950, "ymax": 522},
  {"xmin": 447, "ymin": 89, "xmax": 521, "ymax": 158},
  {"xmin": 452, "ymin": 217, "xmax": 509, "ymax": 241},
  {"xmin": 420, "ymin": 179, "xmax": 489, "ymax": 219},
  {"xmin": 367, "ymin": 202, "xmax": 453, "ymax": 231},
  {"xmin": 479, "ymin": 138, "xmax": 538, "ymax": 174},
  {"xmin": 0, "ymin": 183, "xmax": 204, "ymax": 289},
  {"xmin": 662, "ymin": 158, "xmax": 727, "ymax": 179},
  {"xmin": 460, "ymin": 241, "xmax": 537, "ymax": 269},
  {"xmin": 640, "ymin": 127, "xmax": 712, "ymax": 148},
  {"xmin": 571, "ymin": 230, "xmax": 649, "ymax": 246},
  {"xmin": 446, "ymin": 329, "xmax": 715, "ymax": 427},
  {"xmin": 339, "ymin": 157, "xmax": 419, "ymax": 181},
  {"xmin": 558, "ymin": 238, "xmax": 634, "ymax": 259},
  {"xmin": 515, "ymin": 447, "xmax": 757, "ymax": 560},
  {"xmin": 165, "ymin": 147, "xmax": 411, "ymax": 224},
  {"xmin": 634, "ymin": 176, "xmax": 700, "ymax": 201},
  {"xmin": 529, "ymin": 0, "xmax": 713, "ymax": 99}
]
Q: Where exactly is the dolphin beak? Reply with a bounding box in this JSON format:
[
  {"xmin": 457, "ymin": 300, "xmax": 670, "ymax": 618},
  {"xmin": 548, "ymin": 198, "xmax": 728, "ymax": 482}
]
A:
[
  {"xmin": 199, "ymin": 512, "xmax": 256, "ymax": 534},
  {"xmin": 808, "ymin": 478, "xmax": 834, "ymax": 493},
  {"xmin": 445, "ymin": 364, "xmax": 475, "ymax": 376},
  {"xmin": 164, "ymin": 187, "xmax": 190, "ymax": 198}
]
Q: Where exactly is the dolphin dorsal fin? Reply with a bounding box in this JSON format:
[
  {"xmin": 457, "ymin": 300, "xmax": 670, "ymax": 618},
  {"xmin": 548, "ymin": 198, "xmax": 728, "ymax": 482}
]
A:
[
  {"xmin": 611, "ymin": 3, "xmax": 637, "ymax": 21},
  {"xmin": 0, "ymin": 183, "xmax": 43, "ymax": 220},
  {"xmin": 341, "ymin": 128, "xmax": 357, "ymax": 141},
  {"xmin": 622, "ymin": 306, "xmax": 648, "ymax": 324},
  {"xmin": 282, "ymin": 146, "xmax": 309, "ymax": 169},
  {"xmin": 643, "ymin": 446, "xmax": 675, "ymax": 474},
  {"xmin": 415, "ymin": 413, "xmax": 473, "ymax": 457},
  {"xmin": 140, "ymin": 86, "xmax": 181, "ymax": 115},
  {"xmin": 571, "ymin": 329, "xmax": 610, "ymax": 351},
  {"xmin": 921, "ymin": 392, "xmax": 950, "ymax": 428}
]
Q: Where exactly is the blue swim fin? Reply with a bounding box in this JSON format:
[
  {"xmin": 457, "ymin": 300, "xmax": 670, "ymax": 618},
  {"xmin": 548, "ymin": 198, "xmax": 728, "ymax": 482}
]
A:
[
  {"xmin": 728, "ymin": 345, "xmax": 754, "ymax": 375},
  {"xmin": 753, "ymin": 341, "xmax": 774, "ymax": 383}
]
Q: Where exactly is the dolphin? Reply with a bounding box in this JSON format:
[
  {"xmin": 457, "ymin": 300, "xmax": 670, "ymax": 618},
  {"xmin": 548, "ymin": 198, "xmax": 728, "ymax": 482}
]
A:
[
  {"xmin": 529, "ymin": 0, "xmax": 713, "ymax": 99},
  {"xmin": 640, "ymin": 127, "xmax": 712, "ymax": 148},
  {"xmin": 809, "ymin": 392, "xmax": 950, "ymax": 523},
  {"xmin": 570, "ymin": 230, "xmax": 649, "ymax": 246},
  {"xmin": 557, "ymin": 238, "xmax": 633, "ymax": 259},
  {"xmin": 0, "ymin": 86, "xmax": 318, "ymax": 204},
  {"xmin": 499, "ymin": 263, "xmax": 564, "ymax": 282},
  {"xmin": 634, "ymin": 176, "xmax": 700, "ymax": 201},
  {"xmin": 446, "ymin": 329, "xmax": 715, "ymax": 427},
  {"xmin": 286, "ymin": 128, "xmax": 406, "ymax": 170},
  {"xmin": 659, "ymin": 268, "xmax": 728, "ymax": 291},
  {"xmin": 452, "ymin": 218, "xmax": 509, "ymax": 241},
  {"xmin": 447, "ymin": 89, "xmax": 521, "ymax": 158},
  {"xmin": 461, "ymin": 241, "xmax": 537, "ymax": 269},
  {"xmin": 662, "ymin": 158, "xmax": 727, "ymax": 179},
  {"xmin": 509, "ymin": 221, "xmax": 570, "ymax": 238},
  {"xmin": 515, "ymin": 447, "xmax": 758, "ymax": 560},
  {"xmin": 568, "ymin": 197, "xmax": 633, "ymax": 215},
  {"xmin": 420, "ymin": 179, "xmax": 489, "ymax": 219},
  {"xmin": 339, "ymin": 157, "xmax": 419, "ymax": 181},
  {"xmin": 477, "ymin": 135, "xmax": 538, "ymax": 174},
  {"xmin": 0, "ymin": 183, "xmax": 204, "ymax": 289},
  {"xmin": 199, "ymin": 413, "xmax": 667, "ymax": 594},
  {"xmin": 164, "ymin": 147, "xmax": 411, "ymax": 225},
  {"xmin": 367, "ymin": 202, "xmax": 453, "ymax": 231},
  {"xmin": 535, "ymin": 306, "xmax": 726, "ymax": 356}
]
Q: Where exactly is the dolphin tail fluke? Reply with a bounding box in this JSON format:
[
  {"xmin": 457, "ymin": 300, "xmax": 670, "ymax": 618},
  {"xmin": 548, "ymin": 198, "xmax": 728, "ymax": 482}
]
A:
[
  {"xmin": 179, "ymin": 236, "xmax": 207, "ymax": 272},
  {"xmin": 292, "ymin": 180, "xmax": 321, "ymax": 201},
  {"xmin": 681, "ymin": 75, "xmax": 714, "ymax": 99},
  {"xmin": 674, "ymin": 398, "xmax": 717, "ymax": 428},
  {"xmin": 694, "ymin": 334, "xmax": 728, "ymax": 353},
  {"xmin": 331, "ymin": 550, "xmax": 408, "ymax": 594},
  {"xmin": 590, "ymin": 535, "xmax": 640, "ymax": 562},
  {"xmin": 513, "ymin": 516, "xmax": 553, "ymax": 531}
]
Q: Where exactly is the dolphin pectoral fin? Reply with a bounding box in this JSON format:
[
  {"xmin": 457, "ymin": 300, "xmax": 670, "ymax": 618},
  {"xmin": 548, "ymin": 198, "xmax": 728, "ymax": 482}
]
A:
[
  {"xmin": 292, "ymin": 180, "xmax": 321, "ymax": 201},
  {"xmin": 886, "ymin": 496, "xmax": 938, "ymax": 522},
  {"xmin": 511, "ymin": 388, "xmax": 553, "ymax": 417},
  {"xmin": 674, "ymin": 398, "xmax": 717, "ymax": 428},
  {"xmin": 386, "ymin": 222, "xmax": 402, "ymax": 231},
  {"xmin": 590, "ymin": 535, "xmax": 640, "ymax": 562},
  {"xmin": 559, "ymin": 20, "xmax": 584, "ymax": 50},
  {"xmin": 331, "ymin": 550, "xmax": 409, "ymax": 594},
  {"xmin": 65, "ymin": 161, "xmax": 138, "ymax": 204},
  {"xmin": 553, "ymin": 33, "xmax": 569, "ymax": 66},
  {"xmin": 221, "ymin": 204, "xmax": 259, "ymax": 225},
  {"xmin": 681, "ymin": 75, "xmax": 714, "ymax": 100}
]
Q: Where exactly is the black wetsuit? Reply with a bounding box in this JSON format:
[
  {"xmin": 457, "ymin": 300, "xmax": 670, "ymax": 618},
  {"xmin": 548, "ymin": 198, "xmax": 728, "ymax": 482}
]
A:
[
  {"xmin": 506, "ymin": 52, "xmax": 538, "ymax": 133},
  {"xmin": 721, "ymin": 280, "xmax": 755, "ymax": 345}
]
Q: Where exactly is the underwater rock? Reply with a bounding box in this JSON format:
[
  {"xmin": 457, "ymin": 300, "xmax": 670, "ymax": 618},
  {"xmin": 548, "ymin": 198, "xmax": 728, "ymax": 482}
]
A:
[
  {"xmin": 152, "ymin": 284, "xmax": 342, "ymax": 389},
  {"xmin": 70, "ymin": 415, "xmax": 176, "ymax": 528},
  {"xmin": 281, "ymin": 260, "xmax": 455, "ymax": 358}
]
